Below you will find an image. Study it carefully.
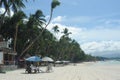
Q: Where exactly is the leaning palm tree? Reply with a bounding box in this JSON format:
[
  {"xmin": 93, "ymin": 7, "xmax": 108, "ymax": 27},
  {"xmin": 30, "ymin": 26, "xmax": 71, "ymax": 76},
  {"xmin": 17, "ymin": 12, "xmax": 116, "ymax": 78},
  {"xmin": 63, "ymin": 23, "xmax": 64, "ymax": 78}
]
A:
[
  {"xmin": 19, "ymin": 0, "xmax": 60, "ymax": 57},
  {"xmin": 20, "ymin": 10, "xmax": 46, "ymax": 53}
]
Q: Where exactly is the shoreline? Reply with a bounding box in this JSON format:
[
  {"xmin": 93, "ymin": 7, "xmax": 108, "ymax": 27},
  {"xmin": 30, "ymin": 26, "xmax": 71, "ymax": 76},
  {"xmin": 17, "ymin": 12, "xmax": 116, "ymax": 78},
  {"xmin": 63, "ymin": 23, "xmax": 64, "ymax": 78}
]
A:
[{"xmin": 0, "ymin": 61, "xmax": 120, "ymax": 80}]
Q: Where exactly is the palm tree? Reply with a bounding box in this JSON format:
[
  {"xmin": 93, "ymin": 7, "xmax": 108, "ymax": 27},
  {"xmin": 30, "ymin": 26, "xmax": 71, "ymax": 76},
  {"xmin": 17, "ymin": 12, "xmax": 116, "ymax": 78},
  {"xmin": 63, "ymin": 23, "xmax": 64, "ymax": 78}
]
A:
[
  {"xmin": 52, "ymin": 25, "xmax": 59, "ymax": 39},
  {"xmin": 0, "ymin": 16, "xmax": 13, "ymax": 41},
  {"xmin": 10, "ymin": 11, "xmax": 26, "ymax": 52},
  {"xmin": 58, "ymin": 36, "xmax": 72, "ymax": 60},
  {"xmin": 52, "ymin": 25, "xmax": 59, "ymax": 34},
  {"xmin": 27, "ymin": 10, "xmax": 46, "ymax": 29},
  {"xmin": 19, "ymin": 0, "xmax": 60, "ymax": 57},
  {"xmin": 0, "ymin": 0, "xmax": 9, "ymax": 16},
  {"xmin": 57, "ymin": 28, "xmax": 72, "ymax": 60},
  {"xmin": 18, "ymin": 10, "xmax": 46, "ymax": 55},
  {"xmin": 0, "ymin": 0, "xmax": 25, "ymax": 15},
  {"xmin": 0, "ymin": 0, "xmax": 26, "ymax": 28},
  {"xmin": 62, "ymin": 28, "xmax": 72, "ymax": 37}
]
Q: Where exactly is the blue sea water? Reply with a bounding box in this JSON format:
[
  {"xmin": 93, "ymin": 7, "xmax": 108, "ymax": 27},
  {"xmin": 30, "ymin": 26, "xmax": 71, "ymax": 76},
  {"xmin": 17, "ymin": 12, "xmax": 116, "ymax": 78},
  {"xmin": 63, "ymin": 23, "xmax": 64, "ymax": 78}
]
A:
[{"xmin": 95, "ymin": 60, "xmax": 120, "ymax": 66}]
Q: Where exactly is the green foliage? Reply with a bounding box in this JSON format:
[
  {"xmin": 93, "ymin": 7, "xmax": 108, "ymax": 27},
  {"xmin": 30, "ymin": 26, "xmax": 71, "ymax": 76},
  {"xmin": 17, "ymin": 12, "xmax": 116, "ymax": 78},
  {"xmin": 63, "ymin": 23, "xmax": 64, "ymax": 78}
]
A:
[
  {"xmin": 51, "ymin": 0, "xmax": 60, "ymax": 9},
  {"xmin": 84, "ymin": 54, "xmax": 96, "ymax": 61},
  {"xmin": 0, "ymin": 0, "xmax": 96, "ymax": 62}
]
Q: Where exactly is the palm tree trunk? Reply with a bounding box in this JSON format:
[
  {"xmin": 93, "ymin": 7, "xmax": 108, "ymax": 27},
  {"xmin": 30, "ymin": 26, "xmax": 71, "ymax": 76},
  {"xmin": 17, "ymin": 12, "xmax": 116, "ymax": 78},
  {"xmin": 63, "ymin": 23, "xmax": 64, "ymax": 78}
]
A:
[{"xmin": 14, "ymin": 23, "xmax": 19, "ymax": 52}]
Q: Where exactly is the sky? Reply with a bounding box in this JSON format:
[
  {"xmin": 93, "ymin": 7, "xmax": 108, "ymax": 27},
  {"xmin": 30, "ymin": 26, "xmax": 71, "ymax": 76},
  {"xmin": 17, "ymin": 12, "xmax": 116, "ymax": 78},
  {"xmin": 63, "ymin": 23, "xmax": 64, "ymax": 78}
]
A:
[
  {"xmin": 1, "ymin": 0, "xmax": 120, "ymax": 57},
  {"xmin": 23, "ymin": 0, "xmax": 120, "ymax": 57}
]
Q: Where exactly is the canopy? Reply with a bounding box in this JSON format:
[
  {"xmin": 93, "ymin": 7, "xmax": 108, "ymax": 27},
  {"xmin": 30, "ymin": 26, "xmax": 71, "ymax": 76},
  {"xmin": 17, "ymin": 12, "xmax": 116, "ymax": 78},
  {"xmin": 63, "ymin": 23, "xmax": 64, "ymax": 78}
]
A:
[
  {"xmin": 25, "ymin": 56, "xmax": 41, "ymax": 62},
  {"xmin": 42, "ymin": 57, "xmax": 54, "ymax": 62},
  {"xmin": 55, "ymin": 60, "xmax": 62, "ymax": 63}
]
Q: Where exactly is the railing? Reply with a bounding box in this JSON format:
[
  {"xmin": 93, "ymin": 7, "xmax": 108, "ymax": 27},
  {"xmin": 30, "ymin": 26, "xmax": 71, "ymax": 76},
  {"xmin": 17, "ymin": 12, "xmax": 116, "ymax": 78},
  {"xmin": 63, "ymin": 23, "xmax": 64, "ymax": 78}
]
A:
[{"xmin": 0, "ymin": 41, "xmax": 9, "ymax": 48}]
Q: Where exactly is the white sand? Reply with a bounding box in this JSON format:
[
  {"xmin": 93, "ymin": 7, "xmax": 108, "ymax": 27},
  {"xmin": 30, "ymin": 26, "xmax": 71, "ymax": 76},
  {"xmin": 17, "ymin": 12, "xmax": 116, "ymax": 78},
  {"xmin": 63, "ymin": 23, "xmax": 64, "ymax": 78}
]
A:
[{"xmin": 0, "ymin": 62, "xmax": 120, "ymax": 80}]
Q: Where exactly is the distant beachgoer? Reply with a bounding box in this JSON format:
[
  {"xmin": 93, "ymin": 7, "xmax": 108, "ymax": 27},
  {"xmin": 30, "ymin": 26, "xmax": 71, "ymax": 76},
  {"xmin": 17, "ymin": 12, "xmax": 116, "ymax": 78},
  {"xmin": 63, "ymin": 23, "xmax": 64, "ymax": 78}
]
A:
[
  {"xmin": 36, "ymin": 65, "xmax": 39, "ymax": 73},
  {"xmin": 46, "ymin": 63, "xmax": 53, "ymax": 73},
  {"xmin": 30, "ymin": 64, "xmax": 36, "ymax": 73},
  {"xmin": 25, "ymin": 64, "xmax": 31, "ymax": 73}
]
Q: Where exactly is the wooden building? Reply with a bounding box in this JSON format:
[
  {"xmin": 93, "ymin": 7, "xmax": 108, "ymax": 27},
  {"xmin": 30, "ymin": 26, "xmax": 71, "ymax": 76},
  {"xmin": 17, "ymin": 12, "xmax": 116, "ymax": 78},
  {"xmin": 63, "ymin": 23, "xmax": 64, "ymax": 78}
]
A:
[{"xmin": 0, "ymin": 35, "xmax": 16, "ymax": 65}]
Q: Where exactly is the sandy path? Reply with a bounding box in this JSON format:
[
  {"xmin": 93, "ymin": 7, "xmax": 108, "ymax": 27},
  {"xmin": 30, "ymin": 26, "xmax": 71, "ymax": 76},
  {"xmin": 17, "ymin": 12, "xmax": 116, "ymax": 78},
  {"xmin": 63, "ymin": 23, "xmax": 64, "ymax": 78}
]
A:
[{"xmin": 0, "ymin": 62, "xmax": 120, "ymax": 80}]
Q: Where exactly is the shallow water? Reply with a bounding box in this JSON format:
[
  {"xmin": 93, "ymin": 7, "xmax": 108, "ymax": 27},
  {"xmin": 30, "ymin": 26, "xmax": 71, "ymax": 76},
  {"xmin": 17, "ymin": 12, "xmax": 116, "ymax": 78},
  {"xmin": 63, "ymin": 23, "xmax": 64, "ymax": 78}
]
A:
[{"xmin": 95, "ymin": 60, "xmax": 120, "ymax": 66}]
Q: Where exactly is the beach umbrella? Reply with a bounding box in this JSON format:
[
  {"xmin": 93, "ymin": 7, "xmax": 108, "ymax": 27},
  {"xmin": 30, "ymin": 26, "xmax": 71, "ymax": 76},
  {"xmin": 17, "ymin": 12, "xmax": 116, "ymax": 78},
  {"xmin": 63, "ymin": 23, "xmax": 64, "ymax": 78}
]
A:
[
  {"xmin": 25, "ymin": 56, "xmax": 41, "ymax": 62},
  {"xmin": 42, "ymin": 57, "xmax": 54, "ymax": 62},
  {"xmin": 55, "ymin": 60, "xmax": 62, "ymax": 64},
  {"xmin": 62, "ymin": 60, "xmax": 70, "ymax": 63}
]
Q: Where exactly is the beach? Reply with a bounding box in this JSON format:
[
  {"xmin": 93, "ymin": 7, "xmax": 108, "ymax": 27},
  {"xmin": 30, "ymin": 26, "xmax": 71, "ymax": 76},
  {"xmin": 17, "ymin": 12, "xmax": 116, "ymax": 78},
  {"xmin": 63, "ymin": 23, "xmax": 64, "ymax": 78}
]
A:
[{"xmin": 0, "ymin": 61, "xmax": 120, "ymax": 80}]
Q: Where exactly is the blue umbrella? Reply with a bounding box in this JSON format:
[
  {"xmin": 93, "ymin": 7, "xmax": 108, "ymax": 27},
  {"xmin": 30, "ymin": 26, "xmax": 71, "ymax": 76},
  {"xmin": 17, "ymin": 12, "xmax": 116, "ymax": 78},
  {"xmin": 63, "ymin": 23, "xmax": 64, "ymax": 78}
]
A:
[{"xmin": 25, "ymin": 56, "xmax": 41, "ymax": 62}]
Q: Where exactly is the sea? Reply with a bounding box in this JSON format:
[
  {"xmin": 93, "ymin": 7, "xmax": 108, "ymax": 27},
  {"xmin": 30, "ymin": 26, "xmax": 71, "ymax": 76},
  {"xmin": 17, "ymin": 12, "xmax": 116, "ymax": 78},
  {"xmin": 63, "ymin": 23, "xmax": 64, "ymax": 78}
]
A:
[{"xmin": 95, "ymin": 59, "xmax": 120, "ymax": 66}]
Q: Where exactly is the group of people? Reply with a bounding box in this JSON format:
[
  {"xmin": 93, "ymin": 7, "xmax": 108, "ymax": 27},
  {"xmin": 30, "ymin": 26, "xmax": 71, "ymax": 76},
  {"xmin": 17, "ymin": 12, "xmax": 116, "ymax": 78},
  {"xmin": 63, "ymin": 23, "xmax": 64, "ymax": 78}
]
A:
[
  {"xmin": 25, "ymin": 64, "xmax": 40, "ymax": 73},
  {"xmin": 25, "ymin": 63, "xmax": 53, "ymax": 73}
]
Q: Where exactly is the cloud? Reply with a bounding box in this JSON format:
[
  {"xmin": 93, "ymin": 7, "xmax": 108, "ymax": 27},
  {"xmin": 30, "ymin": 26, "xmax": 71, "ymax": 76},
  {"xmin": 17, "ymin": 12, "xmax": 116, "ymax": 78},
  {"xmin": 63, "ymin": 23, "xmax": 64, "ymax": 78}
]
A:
[
  {"xmin": 47, "ymin": 22, "xmax": 120, "ymax": 57},
  {"xmin": 80, "ymin": 28, "xmax": 120, "ymax": 42},
  {"xmin": 60, "ymin": 0, "xmax": 80, "ymax": 6},
  {"xmin": 81, "ymin": 41, "xmax": 120, "ymax": 53},
  {"xmin": 0, "ymin": 8, "xmax": 5, "ymax": 14},
  {"xmin": 97, "ymin": 18, "xmax": 120, "ymax": 27},
  {"xmin": 0, "ymin": 8, "xmax": 14, "ymax": 17},
  {"xmin": 51, "ymin": 16, "xmax": 120, "ymax": 39},
  {"xmin": 51, "ymin": 15, "xmax": 120, "ymax": 30},
  {"xmin": 68, "ymin": 16, "xmax": 94, "ymax": 23},
  {"xmin": 47, "ymin": 23, "xmax": 83, "ymax": 40},
  {"xmin": 52, "ymin": 16, "xmax": 95, "ymax": 24},
  {"xmin": 52, "ymin": 16, "xmax": 66, "ymax": 22},
  {"xmin": 81, "ymin": 41, "xmax": 120, "ymax": 57},
  {"xmin": 47, "ymin": 16, "xmax": 120, "ymax": 57}
]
